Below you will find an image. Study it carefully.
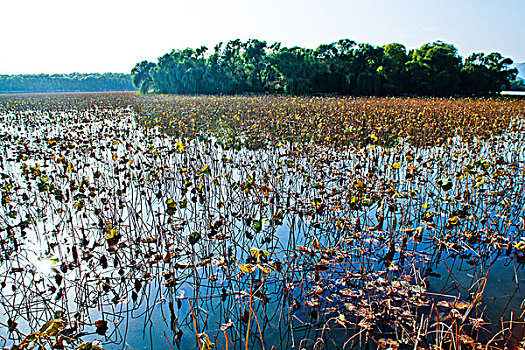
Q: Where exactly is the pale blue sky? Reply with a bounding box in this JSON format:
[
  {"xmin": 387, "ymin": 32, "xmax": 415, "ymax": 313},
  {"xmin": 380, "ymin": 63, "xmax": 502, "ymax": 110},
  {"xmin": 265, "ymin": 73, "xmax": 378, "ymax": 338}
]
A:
[{"xmin": 0, "ymin": 0, "xmax": 523, "ymax": 74}]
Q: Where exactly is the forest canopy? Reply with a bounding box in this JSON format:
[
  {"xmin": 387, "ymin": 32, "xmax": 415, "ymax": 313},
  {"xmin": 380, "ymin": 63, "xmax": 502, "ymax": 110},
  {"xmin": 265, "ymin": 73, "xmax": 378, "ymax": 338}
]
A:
[
  {"xmin": 0, "ymin": 73, "xmax": 135, "ymax": 93},
  {"xmin": 131, "ymin": 39, "xmax": 519, "ymax": 96}
]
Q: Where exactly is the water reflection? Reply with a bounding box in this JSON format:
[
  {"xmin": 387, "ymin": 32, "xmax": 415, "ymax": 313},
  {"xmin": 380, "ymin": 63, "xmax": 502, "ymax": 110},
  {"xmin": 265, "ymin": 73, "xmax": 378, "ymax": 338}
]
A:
[{"xmin": 0, "ymin": 94, "xmax": 524, "ymax": 349}]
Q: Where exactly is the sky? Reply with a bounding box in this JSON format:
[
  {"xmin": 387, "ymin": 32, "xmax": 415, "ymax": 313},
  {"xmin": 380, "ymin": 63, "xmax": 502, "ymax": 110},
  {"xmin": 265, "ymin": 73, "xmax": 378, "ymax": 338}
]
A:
[{"xmin": 0, "ymin": 0, "xmax": 524, "ymax": 75}]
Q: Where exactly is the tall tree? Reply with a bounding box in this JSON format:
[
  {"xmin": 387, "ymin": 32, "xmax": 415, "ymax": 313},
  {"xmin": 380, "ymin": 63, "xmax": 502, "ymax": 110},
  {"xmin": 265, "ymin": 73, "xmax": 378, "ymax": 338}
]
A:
[
  {"xmin": 352, "ymin": 43, "xmax": 384, "ymax": 95},
  {"xmin": 313, "ymin": 39, "xmax": 357, "ymax": 93},
  {"xmin": 242, "ymin": 39, "xmax": 270, "ymax": 92},
  {"xmin": 273, "ymin": 47, "xmax": 321, "ymax": 95},
  {"xmin": 406, "ymin": 41, "xmax": 462, "ymax": 95},
  {"xmin": 131, "ymin": 60, "xmax": 156, "ymax": 93},
  {"xmin": 461, "ymin": 52, "xmax": 517, "ymax": 94},
  {"xmin": 378, "ymin": 43, "xmax": 409, "ymax": 95}
]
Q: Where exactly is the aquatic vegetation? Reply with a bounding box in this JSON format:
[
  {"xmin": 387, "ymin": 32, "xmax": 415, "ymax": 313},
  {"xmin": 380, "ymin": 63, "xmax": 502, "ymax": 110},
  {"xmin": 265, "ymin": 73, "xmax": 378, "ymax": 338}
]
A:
[{"xmin": 0, "ymin": 92, "xmax": 524, "ymax": 349}]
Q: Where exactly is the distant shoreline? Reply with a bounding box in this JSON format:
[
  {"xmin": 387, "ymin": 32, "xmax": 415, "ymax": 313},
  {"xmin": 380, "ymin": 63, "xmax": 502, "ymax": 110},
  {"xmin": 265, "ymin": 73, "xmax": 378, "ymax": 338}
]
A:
[
  {"xmin": 0, "ymin": 73, "xmax": 136, "ymax": 95},
  {"xmin": 0, "ymin": 90, "xmax": 137, "ymax": 95}
]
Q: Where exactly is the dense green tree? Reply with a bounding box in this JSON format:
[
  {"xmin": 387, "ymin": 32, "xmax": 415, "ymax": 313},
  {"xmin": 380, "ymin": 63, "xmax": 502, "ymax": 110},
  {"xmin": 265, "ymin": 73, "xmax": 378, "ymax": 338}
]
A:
[
  {"xmin": 461, "ymin": 52, "xmax": 517, "ymax": 95},
  {"xmin": 131, "ymin": 61, "xmax": 156, "ymax": 93},
  {"xmin": 273, "ymin": 47, "xmax": 321, "ymax": 95},
  {"xmin": 148, "ymin": 47, "xmax": 210, "ymax": 94},
  {"xmin": 313, "ymin": 39, "xmax": 356, "ymax": 93},
  {"xmin": 351, "ymin": 43, "xmax": 384, "ymax": 95},
  {"xmin": 242, "ymin": 39, "xmax": 269, "ymax": 92},
  {"xmin": 406, "ymin": 41, "xmax": 462, "ymax": 95},
  {"xmin": 378, "ymin": 43, "xmax": 409, "ymax": 94},
  {"xmin": 129, "ymin": 38, "xmax": 517, "ymax": 97}
]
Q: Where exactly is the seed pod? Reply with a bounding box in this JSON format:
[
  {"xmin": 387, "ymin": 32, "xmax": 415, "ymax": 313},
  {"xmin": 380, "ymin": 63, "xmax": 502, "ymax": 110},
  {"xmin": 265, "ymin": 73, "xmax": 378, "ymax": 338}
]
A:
[
  {"xmin": 134, "ymin": 279, "xmax": 142, "ymax": 292},
  {"xmin": 240, "ymin": 310, "xmax": 249, "ymax": 323},
  {"xmin": 100, "ymin": 255, "xmax": 108, "ymax": 269},
  {"xmin": 72, "ymin": 245, "xmax": 78, "ymax": 264},
  {"xmin": 95, "ymin": 320, "xmax": 108, "ymax": 335},
  {"xmin": 55, "ymin": 273, "xmax": 63, "ymax": 286},
  {"xmin": 60, "ymin": 263, "xmax": 68, "ymax": 273},
  {"xmin": 221, "ymin": 287, "xmax": 227, "ymax": 302}
]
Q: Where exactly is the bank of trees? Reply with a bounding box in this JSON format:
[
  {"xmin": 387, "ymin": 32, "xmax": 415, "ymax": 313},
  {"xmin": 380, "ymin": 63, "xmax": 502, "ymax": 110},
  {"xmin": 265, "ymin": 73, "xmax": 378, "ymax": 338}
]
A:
[
  {"xmin": 132, "ymin": 39, "xmax": 518, "ymax": 96},
  {"xmin": 0, "ymin": 73, "xmax": 135, "ymax": 93}
]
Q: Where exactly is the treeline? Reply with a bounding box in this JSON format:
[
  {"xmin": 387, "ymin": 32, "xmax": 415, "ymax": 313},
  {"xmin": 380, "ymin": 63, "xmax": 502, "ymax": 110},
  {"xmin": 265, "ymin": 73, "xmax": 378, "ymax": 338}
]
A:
[
  {"xmin": 132, "ymin": 39, "xmax": 518, "ymax": 96},
  {"xmin": 0, "ymin": 73, "xmax": 136, "ymax": 93}
]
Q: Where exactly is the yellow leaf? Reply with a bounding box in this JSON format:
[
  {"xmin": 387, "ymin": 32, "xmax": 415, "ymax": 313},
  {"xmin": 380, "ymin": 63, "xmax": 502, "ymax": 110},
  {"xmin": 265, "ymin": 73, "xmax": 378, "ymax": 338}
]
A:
[
  {"xmin": 39, "ymin": 319, "xmax": 66, "ymax": 337},
  {"xmin": 107, "ymin": 228, "xmax": 118, "ymax": 240},
  {"xmin": 515, "ymin": 239, "xmax": 525, "ymax": 252},
  {"xmin": 474, "ymin": 178, "xmax": 486, "ymax": 188},
  {"xmin": 200, "ymin": 333, "xmax": 216, "ymax": 350},
  {"xmin": 392, "ymin": 162, "xmax": 402, "ymax": 169},
  {"xmin": 249, "ymin": 247, "xmax": 270, "ymax": 262},
  {"xmin": 237, "ymin": 263, "xmax": 256, "ymax": 274},
  {"xmin": 448, "ymin": 216, "xmax": 459, "ymax": 226},
  {"xmin": 200, "ymin": 164, "xmax": 210, "ymax": 175}
]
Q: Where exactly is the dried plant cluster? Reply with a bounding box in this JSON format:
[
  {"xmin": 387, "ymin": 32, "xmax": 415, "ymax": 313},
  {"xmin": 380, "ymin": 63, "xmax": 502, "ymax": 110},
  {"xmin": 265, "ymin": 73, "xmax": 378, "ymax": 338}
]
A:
[{"xmin": 0, "ymin": 92, "xmax": 524, "ymax": 350}]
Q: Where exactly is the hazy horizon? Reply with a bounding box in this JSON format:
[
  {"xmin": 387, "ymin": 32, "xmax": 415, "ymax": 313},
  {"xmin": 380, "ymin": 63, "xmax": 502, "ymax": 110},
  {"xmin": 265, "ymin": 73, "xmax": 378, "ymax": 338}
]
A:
[{"xmin": 1, "ymin": 0, "xmax": 524, "ymax": 75}]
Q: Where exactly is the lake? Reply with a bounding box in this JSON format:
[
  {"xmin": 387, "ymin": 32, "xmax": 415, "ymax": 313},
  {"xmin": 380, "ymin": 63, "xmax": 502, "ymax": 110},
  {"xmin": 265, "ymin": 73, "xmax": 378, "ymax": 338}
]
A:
[{"xmin": 1, "ymin": 92, "xmax": 525, "ymax": 349}]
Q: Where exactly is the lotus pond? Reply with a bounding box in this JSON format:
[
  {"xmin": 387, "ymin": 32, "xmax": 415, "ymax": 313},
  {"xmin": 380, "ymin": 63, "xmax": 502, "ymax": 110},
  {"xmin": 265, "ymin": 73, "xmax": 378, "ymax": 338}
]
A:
[{"xmin": 0, "ymin": 92, "xmax": 525, "ymax": 349}]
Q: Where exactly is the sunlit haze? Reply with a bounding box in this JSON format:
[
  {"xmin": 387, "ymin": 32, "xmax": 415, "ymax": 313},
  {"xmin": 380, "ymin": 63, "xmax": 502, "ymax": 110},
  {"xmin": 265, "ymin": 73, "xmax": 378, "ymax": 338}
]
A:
[{"xmin": 1, "ymin": 0, "xmax": 523, "ymax": 74}]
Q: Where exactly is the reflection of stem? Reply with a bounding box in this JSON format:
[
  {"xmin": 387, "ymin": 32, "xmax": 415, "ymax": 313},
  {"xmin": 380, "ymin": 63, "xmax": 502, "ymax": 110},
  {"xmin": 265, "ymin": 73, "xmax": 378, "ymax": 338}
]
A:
[
  {"xmin": 163, "ymin": 330, "xmax": 174, "ymax": 350},
  {"xmin": 461, "ymin": 257, "xmax": 495, "ymax": 324},
  {"xmin": 500, "ymin": 286, "xmax": 519, "ymax": 320},
  {"xmin": 188, "ymin": 298, "xmax": 202, "ymax": 350},
  {"xmin": 251, "ymin": 291, "xmax": 266, "ymax": 350},
  {"xmin": 514, "ymin": 259, "xmax": 519, "ymax": 288},
  {"xmin": 245, "ymin": 278, "xmax": 252, "ymax": 350}
]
